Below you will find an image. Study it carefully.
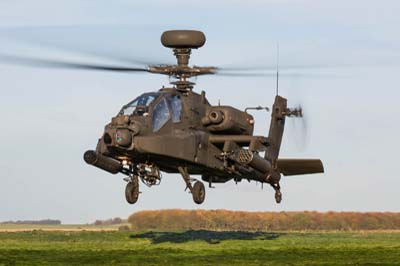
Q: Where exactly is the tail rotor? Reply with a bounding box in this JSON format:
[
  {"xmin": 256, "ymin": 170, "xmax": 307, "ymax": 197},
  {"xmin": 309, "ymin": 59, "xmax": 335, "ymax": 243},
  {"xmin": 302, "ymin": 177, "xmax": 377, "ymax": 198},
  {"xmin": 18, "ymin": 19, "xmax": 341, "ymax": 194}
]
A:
[{"xmin": 287, "ymin": 104, "xmax": 309, "ymax": 151}]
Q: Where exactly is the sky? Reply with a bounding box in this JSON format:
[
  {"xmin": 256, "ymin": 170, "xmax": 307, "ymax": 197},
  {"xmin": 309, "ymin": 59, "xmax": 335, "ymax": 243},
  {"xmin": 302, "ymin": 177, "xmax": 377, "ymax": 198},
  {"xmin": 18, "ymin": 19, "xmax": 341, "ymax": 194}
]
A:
[{"xmin": 0, "ymin": 0, "xmax": 399, "ymax": 224}]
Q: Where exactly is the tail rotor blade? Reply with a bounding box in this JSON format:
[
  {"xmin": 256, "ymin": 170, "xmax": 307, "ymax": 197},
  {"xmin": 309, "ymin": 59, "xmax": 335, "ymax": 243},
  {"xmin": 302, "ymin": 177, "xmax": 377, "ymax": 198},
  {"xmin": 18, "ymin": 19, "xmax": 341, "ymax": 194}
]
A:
[{"xmin": 287, "ymin": 104, "xmax": 309, "ymax": 151}]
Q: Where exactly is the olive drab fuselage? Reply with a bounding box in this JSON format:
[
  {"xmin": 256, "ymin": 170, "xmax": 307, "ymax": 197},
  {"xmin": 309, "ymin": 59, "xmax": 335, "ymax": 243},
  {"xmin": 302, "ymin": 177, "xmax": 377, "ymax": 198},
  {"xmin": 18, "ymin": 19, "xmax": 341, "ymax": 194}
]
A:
[{"xmin": 95, "ymin": 88, "xmax": 260, "ymax": 182}]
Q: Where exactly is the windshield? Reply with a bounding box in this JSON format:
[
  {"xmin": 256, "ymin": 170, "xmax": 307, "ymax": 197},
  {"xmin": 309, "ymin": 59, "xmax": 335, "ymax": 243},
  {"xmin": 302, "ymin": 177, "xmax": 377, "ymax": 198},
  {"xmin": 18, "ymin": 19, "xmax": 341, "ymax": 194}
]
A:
[
  {"xmin": 167, "ymin": 95, "xmax": 182, "ymax": 123},
  {"xmin": 152, "ymin": 97, "xmax": 171, "ymax": 132},
  {"xmin": 119, "ymin": 93, "xmax": 159, "ymax": 116}
]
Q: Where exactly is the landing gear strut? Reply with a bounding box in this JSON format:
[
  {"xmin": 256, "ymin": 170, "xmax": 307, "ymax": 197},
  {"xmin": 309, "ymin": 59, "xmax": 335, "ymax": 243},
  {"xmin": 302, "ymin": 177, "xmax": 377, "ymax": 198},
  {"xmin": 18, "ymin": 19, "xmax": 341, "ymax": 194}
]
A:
[
  {"xmin": 178, "ymin": 166, "xmax": 206, "ymax": 204},
  {"xmin": 271, "ymin": 183, "xmax": 282, "ymax": 204}
]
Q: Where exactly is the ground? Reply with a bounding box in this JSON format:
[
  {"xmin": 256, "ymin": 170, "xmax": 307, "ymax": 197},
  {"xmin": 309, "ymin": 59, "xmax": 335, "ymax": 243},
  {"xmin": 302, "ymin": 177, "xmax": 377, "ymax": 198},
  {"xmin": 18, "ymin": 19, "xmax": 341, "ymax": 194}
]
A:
[{"xmin": 0, "ymin": 226, "xmax": 399, "ymax": 266}]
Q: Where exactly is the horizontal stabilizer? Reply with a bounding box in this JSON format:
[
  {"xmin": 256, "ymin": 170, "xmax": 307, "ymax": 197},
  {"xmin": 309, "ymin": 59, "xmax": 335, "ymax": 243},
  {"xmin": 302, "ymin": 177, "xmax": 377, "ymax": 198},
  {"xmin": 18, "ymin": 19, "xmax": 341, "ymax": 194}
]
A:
[{"xmin": 277, "ymin": 159, "xmax": 324, "ymax": 176}]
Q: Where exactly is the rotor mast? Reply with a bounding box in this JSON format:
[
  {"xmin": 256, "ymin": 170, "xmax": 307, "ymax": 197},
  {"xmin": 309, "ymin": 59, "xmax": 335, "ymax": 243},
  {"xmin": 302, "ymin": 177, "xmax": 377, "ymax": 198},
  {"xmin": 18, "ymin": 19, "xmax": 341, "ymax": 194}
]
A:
[{"xmin": 171, "ymin": 47, "xmax": 195, "ymax": 90}]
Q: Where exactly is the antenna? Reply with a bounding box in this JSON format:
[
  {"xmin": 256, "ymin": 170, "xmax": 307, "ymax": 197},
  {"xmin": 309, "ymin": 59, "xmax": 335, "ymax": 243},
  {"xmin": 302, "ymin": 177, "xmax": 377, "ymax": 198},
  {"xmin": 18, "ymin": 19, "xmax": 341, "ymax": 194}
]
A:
[{"xmin": 276, "ymin": 43, "xmax": 280, "ymax": 96}]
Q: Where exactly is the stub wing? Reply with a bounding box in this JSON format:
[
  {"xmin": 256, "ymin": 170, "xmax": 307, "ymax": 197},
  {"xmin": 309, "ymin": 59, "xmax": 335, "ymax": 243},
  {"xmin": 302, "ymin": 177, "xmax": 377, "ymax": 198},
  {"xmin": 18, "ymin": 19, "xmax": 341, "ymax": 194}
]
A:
[{"xmin": 277, "ymin": 159, "xmax": 324, "ymax": 176}]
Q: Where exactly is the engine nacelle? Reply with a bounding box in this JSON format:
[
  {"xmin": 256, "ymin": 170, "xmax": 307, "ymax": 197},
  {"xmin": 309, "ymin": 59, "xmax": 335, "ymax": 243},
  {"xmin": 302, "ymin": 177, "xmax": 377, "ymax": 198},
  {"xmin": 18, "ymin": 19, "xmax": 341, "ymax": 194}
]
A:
[{"xmin": 202, "ymin": 106, "xmax": 254, "ymax": 135}]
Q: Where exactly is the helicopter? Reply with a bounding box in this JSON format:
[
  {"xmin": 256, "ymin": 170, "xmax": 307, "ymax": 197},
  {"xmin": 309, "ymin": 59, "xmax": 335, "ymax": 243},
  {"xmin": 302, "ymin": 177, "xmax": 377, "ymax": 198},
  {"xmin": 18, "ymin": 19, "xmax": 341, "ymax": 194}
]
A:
[{"xmin": 1, "ymin": 30, "xmax": 324, "ymax": 204}]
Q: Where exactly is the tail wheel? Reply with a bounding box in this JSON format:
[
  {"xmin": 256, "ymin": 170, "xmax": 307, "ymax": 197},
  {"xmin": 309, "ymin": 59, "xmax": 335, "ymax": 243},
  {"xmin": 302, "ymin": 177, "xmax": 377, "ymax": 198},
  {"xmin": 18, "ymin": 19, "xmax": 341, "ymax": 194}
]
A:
[
  {"xmin": 125, "ymin": 175, "xmax": 139, "ymax": 204},
  {"xmin": 192, "ymin": 181, "xmax": 205, "ymax": 204}
]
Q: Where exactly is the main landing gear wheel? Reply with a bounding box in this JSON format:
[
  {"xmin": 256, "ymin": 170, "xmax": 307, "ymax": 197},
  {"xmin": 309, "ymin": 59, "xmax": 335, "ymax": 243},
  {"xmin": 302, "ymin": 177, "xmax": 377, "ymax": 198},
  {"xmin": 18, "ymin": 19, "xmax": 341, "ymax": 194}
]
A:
[
  {"xmin": 125, "ymin": 175, "xmax": 139, "ymax": 204},
  {"xmin": 275, "ymin": 191, "xmax": 282, "ymax": 204},
  {"xmin": 192, "ymin": 181, "xmax": 205, "ymax": 204},
  {"xmin": 178, "ymin": 166, "xmax": 206, "ymax": 204}
]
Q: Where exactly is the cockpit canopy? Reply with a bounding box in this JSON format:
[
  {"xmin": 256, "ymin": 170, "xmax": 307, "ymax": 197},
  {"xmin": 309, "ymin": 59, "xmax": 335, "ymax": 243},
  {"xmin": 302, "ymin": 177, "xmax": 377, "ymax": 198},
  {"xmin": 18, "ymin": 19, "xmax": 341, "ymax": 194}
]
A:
[
  {"xmin": 119, "ymin": 92, "xmax": 159, "ymax": 116},
  {"xmin": 119, "ymin": 92, "xmax": 183, "ymax": 132}
]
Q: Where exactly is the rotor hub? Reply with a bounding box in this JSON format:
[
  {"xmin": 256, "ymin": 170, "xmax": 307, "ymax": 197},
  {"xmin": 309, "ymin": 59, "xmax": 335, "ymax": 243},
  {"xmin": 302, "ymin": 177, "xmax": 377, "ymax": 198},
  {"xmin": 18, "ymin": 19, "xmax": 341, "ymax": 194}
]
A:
[{"xmin": 155, "ymin": 30, "xmax": 210, "ymax": 90}]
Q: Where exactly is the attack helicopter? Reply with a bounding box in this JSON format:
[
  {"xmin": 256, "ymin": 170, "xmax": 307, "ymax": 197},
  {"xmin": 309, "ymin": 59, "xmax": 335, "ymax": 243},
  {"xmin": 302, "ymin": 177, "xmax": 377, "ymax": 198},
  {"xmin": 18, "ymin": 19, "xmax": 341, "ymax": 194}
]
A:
[
  {"xmin": 1, "ymin": 30, "xmax": 324, "ymax": 204},
  {"xmin": 84, "ymin": 30, "xmax": 324, "ymax": 204}
]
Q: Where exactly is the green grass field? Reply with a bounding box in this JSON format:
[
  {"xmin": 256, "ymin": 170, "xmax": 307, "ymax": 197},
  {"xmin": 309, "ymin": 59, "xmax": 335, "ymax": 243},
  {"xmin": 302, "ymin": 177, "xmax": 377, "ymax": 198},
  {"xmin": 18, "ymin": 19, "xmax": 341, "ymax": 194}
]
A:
[{"xmin": 0, "ymin": 229, "xmax": 399, "ymax": 266}]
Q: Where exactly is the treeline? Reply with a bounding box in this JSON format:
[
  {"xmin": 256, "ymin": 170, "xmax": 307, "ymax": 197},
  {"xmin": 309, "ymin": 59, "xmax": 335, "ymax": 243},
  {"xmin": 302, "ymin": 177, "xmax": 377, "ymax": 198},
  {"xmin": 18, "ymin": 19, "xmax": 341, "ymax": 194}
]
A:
[
  {"xmin": 1, "ymin": 219, "xmax": 61, "ymax": 225},
  {"xmin": 128, "ymin": 210, "xmax": 400, "ymax": 231},
  {"xmin": 93, "ymin": 217, "xmax": 126, "ymax": 226}
]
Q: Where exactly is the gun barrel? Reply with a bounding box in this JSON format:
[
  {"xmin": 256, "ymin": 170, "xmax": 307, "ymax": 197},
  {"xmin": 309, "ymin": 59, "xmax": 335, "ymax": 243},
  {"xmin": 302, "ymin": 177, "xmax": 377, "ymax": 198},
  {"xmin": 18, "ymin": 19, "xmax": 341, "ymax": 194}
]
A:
[{"xmin": 83, "ymin": 150, "xmax": 122, "ymax": 174}]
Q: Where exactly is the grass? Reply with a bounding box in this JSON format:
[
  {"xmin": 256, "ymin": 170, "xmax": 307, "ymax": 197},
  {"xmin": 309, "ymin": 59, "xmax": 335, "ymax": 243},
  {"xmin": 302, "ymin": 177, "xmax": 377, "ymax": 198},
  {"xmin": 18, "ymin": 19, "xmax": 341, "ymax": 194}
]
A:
[{"xmin": 0, "ymin": 229, "xmax": 399, "ymax": 265}]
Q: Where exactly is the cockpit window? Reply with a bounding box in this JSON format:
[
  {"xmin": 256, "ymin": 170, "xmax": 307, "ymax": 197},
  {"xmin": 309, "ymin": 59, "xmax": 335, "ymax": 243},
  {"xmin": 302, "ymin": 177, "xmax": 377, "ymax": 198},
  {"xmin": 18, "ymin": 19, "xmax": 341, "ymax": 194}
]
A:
[
  {"xmin": 167, "ymin": 95, "xmax": 182, "ymax": 123},
  {"xmin": 152, "ymin": 97, "xmax": 171, "ymax": 132},
  {"xmin": 119, "ymin": 93, "xmax": 159, "ymax": 116}
]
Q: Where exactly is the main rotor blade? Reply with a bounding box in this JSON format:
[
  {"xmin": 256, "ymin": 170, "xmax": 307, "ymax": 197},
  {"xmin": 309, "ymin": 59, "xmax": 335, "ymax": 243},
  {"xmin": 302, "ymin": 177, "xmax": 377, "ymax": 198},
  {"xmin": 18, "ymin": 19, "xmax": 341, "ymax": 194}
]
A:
[
  {"xmin": 214, "ymin": 71, "xmax": 337, "ymax": 78},
  {"xmin": 218, "ymin": 59, "xmax": 400, "ymax": 72},
  {"xmin": 215, "ymin": 72, "xmax": 276, "ymax": 77},
  {"xmin": 0, "ymin": 54, "xmax": 150, "ymax": 73},
  {"xmin": 218, "ymin": 64, "xmax": 354, "ymax": 72},
  {"xmin": 0, "ymin": 25, "xmax": 175, "ymax": 66}
]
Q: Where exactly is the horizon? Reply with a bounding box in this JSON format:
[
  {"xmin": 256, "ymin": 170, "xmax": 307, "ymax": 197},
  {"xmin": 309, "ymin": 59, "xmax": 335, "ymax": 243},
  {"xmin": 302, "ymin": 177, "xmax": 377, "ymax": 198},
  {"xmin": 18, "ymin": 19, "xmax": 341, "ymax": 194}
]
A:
[{"xmin": 3, "ymin": 209, "xmax": 400, "ymax": 225}]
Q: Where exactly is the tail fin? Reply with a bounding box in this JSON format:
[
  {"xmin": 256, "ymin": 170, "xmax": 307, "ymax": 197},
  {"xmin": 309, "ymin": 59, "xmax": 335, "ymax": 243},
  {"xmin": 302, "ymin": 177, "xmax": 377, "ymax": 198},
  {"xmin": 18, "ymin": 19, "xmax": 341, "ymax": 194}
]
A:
[{"xmin": 265, "ymin": 95, "xmax": 287, "ymax": 162}]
